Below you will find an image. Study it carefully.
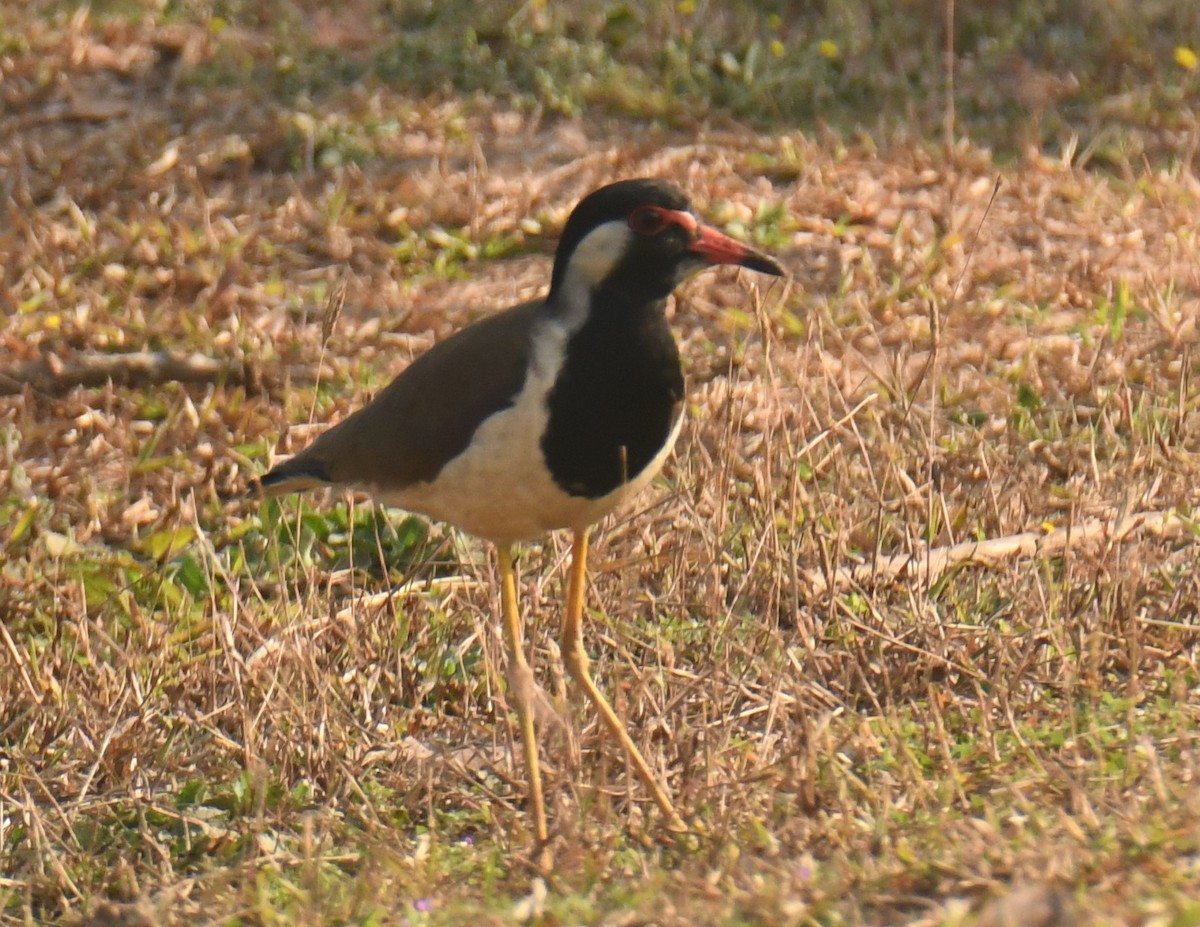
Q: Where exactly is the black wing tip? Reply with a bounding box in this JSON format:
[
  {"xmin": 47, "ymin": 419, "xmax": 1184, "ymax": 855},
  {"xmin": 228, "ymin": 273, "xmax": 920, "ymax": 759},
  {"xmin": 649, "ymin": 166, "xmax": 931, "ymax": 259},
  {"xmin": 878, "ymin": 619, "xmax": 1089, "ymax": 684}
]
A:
[{"xmin": 246, "ymin": 458, "xmax": 332, "ymax": 499}]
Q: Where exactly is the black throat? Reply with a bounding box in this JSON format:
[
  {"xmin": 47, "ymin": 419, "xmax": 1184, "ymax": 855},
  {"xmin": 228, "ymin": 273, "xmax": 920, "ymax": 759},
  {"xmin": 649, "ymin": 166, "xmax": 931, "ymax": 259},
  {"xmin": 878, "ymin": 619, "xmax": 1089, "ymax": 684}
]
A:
[{"xmin": 541, "ymin": 286, "xmax": 685, "ymax": 499}]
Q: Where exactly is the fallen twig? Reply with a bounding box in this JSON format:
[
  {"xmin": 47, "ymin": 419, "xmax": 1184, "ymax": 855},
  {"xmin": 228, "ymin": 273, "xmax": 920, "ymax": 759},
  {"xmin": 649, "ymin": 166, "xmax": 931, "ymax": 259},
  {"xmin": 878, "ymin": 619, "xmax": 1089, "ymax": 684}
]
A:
[
  {"xmin": 0, "ymin": 349, "xmax": 324, "ymax": 397},
  {"xmin": 806, "ymin": 508, "xmax": 1195, "ymax": 596}
]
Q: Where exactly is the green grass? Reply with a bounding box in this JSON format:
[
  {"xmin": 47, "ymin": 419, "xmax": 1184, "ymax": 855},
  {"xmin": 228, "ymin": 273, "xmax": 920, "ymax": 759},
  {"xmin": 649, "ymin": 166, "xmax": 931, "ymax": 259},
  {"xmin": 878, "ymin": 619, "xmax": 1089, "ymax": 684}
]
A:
[{"xmin": 22, "ymin": 0, "xmax": 1200, "ymax": 163}]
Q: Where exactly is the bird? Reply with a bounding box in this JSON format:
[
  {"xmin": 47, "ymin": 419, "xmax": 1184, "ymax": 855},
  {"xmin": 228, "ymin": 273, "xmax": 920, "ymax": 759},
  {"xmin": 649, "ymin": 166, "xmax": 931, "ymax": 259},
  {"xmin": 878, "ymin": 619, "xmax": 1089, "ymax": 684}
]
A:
[{"xmin": 253, "ymin": 178, "xmax": 784, "ymax": 846}]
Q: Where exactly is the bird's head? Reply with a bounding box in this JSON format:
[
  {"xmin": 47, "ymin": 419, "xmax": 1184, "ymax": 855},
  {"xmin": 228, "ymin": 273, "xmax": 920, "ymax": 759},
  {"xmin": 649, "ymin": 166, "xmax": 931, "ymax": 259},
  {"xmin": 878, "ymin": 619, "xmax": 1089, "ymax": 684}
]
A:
[{"xmin": 548, "ymin": 179, "xmax": 785, "ymax": 306}]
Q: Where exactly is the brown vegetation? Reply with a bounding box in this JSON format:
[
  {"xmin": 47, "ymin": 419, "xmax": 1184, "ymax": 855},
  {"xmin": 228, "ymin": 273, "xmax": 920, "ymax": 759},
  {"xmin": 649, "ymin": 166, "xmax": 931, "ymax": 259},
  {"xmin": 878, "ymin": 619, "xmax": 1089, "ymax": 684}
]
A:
[{"xmin": 3, "ymin": 4, "xmax": 1200, "ymax": 925}]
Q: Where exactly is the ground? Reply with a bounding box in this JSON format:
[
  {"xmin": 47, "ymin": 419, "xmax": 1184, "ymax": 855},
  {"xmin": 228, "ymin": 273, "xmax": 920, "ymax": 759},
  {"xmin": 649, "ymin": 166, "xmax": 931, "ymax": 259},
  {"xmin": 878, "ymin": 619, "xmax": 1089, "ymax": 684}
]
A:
[{"xmin": 2, "ymin": 2, "xmax": 1200, "ymax": 925}]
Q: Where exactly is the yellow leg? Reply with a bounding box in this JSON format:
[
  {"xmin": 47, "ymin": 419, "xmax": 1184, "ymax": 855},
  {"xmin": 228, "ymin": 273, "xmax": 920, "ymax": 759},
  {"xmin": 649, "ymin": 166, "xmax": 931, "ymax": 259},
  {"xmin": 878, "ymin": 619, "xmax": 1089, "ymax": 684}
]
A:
[
  {"xmin": 497, "ymin": 546, "xmax": 548, "ymax": 845},
  {"xmin": 560, "ymin": 530, "xmax": 687, "ymax": 832}
]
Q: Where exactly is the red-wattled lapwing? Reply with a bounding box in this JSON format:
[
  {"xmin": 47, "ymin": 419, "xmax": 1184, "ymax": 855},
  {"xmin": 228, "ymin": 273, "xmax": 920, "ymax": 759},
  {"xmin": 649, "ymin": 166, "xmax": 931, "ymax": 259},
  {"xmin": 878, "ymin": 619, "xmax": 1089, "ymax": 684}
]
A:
[{"xmin": 254, "ymin": 178, "xmax": 784, "ymax": 844}]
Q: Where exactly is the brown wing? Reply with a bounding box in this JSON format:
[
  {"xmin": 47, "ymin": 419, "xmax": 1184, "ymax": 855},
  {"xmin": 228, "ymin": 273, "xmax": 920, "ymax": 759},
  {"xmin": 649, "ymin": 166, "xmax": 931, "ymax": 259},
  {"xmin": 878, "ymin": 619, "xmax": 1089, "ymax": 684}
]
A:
[{"xmin": 257, "ymin": 298, "xmax": 542, "ymax": 496}]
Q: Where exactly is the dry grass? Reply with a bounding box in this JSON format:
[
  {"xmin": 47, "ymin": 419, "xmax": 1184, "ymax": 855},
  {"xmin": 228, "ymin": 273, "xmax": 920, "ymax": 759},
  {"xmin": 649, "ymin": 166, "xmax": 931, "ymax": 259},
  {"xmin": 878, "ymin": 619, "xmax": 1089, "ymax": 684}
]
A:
[{"xmin": 3, "ymin": 4, "xmax": 1200, "ymax": 926}]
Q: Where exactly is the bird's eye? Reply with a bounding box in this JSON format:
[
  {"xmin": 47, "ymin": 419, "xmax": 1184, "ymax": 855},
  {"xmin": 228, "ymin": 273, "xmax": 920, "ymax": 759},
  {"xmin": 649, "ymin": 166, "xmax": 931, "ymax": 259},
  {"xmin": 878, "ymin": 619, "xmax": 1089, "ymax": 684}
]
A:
[{"xmin": 628, "ymin": 205, "xmax": 669, "ymax": 236}]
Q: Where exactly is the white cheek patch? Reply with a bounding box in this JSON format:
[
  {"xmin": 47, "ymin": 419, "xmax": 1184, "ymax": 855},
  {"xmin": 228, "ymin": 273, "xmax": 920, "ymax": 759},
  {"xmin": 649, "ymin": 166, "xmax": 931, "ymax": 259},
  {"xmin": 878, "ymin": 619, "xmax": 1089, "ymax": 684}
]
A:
[{"xmin": 564, "ymin": 221, "xmax": 632, "ymax": 289}]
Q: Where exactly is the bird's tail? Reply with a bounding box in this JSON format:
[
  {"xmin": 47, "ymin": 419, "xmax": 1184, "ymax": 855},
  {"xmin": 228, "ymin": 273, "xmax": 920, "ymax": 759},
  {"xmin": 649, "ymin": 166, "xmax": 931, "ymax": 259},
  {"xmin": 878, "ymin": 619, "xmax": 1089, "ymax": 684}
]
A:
[{"xmin": 247, "ymin": 456, "xmax": 333, "ymax": 499}]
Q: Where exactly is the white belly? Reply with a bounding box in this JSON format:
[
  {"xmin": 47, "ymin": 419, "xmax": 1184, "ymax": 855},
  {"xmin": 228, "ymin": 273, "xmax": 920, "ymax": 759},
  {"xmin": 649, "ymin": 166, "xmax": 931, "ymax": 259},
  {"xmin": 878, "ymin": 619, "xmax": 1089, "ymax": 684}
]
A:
[{"xmin": 381, "ymin": 408, "xmax": 681, "ymax": 544}]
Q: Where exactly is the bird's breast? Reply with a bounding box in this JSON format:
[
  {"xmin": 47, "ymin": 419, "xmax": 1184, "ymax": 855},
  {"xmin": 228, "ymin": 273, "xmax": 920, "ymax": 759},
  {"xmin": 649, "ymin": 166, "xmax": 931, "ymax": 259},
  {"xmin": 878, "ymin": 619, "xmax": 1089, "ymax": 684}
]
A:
[
  {"xmin": 541, "ymin": 303, "xmax": 685, "ymax": 500},
  {"xmin": 375, "ymin": 312, "xmax": 682, "ymax": 544}
]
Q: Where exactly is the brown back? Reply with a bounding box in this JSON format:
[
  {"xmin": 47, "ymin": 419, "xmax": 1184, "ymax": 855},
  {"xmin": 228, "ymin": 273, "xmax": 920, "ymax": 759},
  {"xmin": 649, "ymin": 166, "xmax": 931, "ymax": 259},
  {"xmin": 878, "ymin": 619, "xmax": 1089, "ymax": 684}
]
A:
[{"xmin": 285, "ymin": 298, "xmax": 542, "ymax": 491}]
